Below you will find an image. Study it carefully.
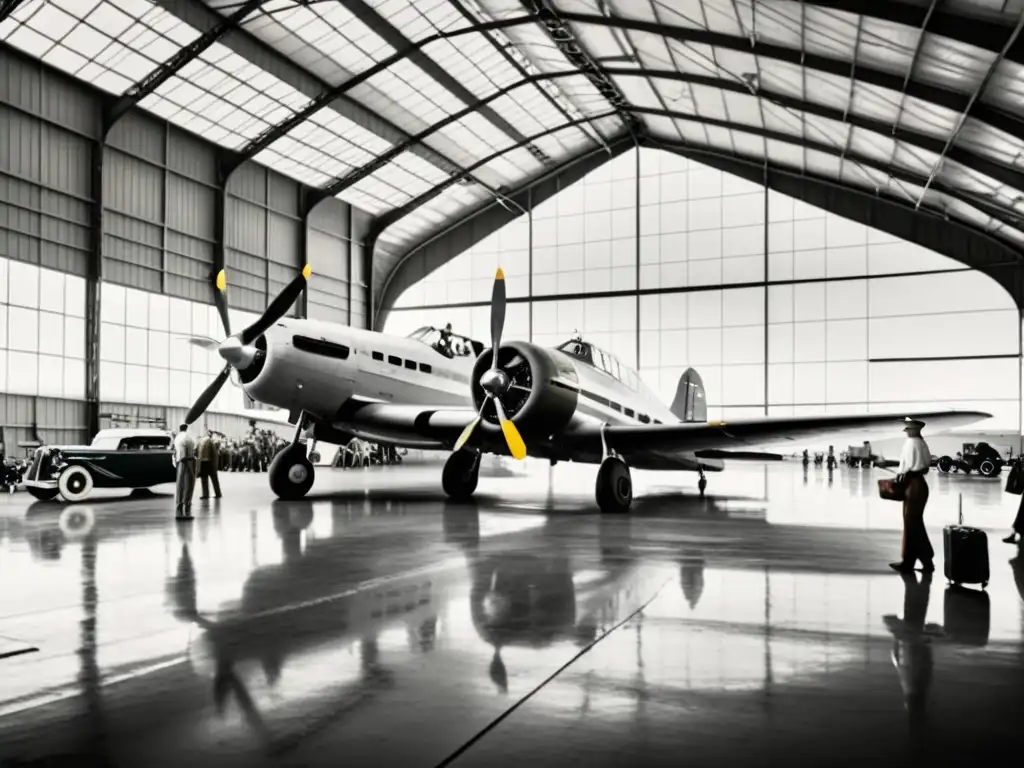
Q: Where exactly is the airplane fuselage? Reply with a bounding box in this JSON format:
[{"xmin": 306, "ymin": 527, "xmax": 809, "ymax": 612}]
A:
[{"xmin": 241, "ymin": 319, "xmax": 720, "ymax": 470}]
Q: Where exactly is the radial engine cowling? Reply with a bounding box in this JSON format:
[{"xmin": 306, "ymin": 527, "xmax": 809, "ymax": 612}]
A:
[{"xmin": 471, "ymin": 341, "xmax": 578, "ymax": 439}]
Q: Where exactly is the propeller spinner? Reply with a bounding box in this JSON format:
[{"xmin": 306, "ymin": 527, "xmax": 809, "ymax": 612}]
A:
[
  {"xmin": 453, "ymin": 268, "xmax": 527, "ymax": 460},
  {"xmin": 184, "ymin": 265, "xmax": 312, "ymax": 425}
]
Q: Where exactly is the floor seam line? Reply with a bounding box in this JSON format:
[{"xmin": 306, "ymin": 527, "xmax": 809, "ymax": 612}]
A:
[{"xmin": 432, "ymin": 575, "xmax": 673, "ymax": 768}]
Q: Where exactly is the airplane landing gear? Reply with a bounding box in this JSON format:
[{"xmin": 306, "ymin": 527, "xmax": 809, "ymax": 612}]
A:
[
  {"xmin": 443, "ymin": 448, "xmax": 480, "ymax": 500},
  {"xmin": 698, "ymin": 467, "xmax": 707, "ymax": 497},
  {"xmin": 269, "ymin": 413, "xmax": 315, "ymax": 500},
  {"xmin": 596, "ymin": 456, "xmax": 632, "ymax": 514},
  {"xmin": 595, "ymin": 424, "xmax": 632, "ymax": 514}
]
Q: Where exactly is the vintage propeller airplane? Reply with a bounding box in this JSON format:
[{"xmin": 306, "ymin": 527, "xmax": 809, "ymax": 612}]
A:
[{"xmin": 184, "ymin": 265, "xmax": 989, "ymax": 513}]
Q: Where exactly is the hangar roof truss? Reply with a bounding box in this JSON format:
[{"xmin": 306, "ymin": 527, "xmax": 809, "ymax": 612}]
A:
[{"xmin": 3, "ymin": 0, "xmax": 1024, "ymax": 291}]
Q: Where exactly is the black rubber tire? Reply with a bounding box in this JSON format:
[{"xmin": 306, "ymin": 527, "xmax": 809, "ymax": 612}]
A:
[
  {"xmin": 269, "ymin": 446, "xmax": 315, "ymax": 500},
  {"xmin": 442, "ymin": 449, "xmax": 480, "ymax": 500},
  {"xmin": 27, "ymin": 486, "xmax": 60, "ymax": 501},
  {"xmin": 937, "ymin": 456, "xmax": 953, "ymax": 474},
  {"xmin": 596, "ymin": 457, "xmax": 632, "ymax": 514}
]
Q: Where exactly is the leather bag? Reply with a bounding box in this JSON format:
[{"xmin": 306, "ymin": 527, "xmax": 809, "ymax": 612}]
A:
[{"xmin": 878, "ymin": 477, "xmax": 905, "ymax": 502}]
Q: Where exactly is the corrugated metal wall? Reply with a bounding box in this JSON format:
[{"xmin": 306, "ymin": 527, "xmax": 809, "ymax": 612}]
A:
[
  {"xmin": 0, "ymin": 395, "xmax": 88, "ymax": 455},
  {"xmin": 0, "ymin": 45, "xmax": 378, "ymax": 438},
  {"xmin": 0, "ymin": 51, "xmax": 95, "ymax": 277}
]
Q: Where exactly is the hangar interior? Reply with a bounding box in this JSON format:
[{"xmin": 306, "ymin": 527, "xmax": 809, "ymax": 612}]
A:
[
  {"xmin": 2, "ymin": 0, "xmax": 1024, "ymax": 456},
  {"xmin": 3, "ymin": 1, "xmax": 1024, "ymax": 764}
]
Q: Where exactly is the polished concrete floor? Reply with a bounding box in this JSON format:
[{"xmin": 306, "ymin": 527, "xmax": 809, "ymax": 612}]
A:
[{"xmin": 1, "ymin": 459, "xmax": 1023, "ymax": 767}]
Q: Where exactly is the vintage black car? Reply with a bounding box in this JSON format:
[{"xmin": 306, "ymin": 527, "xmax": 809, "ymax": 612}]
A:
[
  {"xmin": 935, "ymin": 442, "xmax": 1004, "ymax": 477},
  {"xmin": 23, "ymin": 429, "xmax": 177, "ymax": 502}
]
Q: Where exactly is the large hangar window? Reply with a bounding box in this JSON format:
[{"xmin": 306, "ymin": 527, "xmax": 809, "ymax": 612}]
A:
[{"xmin": 386, "ymin": 148, "xmax": 1020, "ymax": 433}]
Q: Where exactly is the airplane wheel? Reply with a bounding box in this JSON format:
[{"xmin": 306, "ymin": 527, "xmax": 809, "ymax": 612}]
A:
[
  {"xmin": 269, "ymin": 446, "xmax": 315, "ymax": 500},
  {"xmin": 58, "ymin": 465, "xmax": 93, "ymax": 502},
  {"xmin": 27, "ymin": 487, "xmax": 60, "ymax": 501},
  {"xmin": 596, "ymin": 457, "xmax": 632, "ymax": 514},
  {"xmin": 442, "ymin": 449, "xmax": 480, "ymax": 500}
]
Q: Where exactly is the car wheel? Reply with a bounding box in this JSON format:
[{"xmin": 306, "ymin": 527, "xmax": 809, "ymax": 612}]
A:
[
  {"xmin": 979, "ymin": 459, "xmax": 997, "ymax": 477},
  {"xmin": 937, "ymin": 456, "xmax": 953, "ymax": 474},
  {"xmin": 58, "ymin": 465, "xmax": 94, "ymax": 502}
]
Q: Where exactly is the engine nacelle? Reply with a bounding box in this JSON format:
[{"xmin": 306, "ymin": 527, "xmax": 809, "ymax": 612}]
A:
[{"xmin": 470, "ymin": 341, "xmax": 578, "ymax": 438}]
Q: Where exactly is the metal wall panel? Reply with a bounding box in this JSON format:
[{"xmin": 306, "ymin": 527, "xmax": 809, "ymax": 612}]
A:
[
  {"xmin": 267, "ymin": 172, "xmax": 298, "ymax": 216},
  {"xmin": 228, "ymin": 163, "xmax": 267, "ymax": 205},
  {"xmin": 167, "ymin": 128, "xmax": 217, "ymax": 187},
  {"xmin": 103, "ymin": 149, "xmax": 163, "ymax": 223},
  {"xmin": 0, "ymin": 106, "xmax": 42, "ymax": 182},
  {"xmin": 267, "ymin": 212, "xmax": 298, "ymax": 265},
  {"xmin": 0, "ymin": 48, "xmax": 98, "ymax": 138},
  {"xmin": 225, "ymin": 197, "xmax": 266, "ymax": 257},
  {"xmin": 167, "ymin": 175, "xmax": 215, "ymax": 240},
  {"xmin": 106, "ymin": 111, "xmax": 166, "ymax": 166},
  {"xmin": 309, "ymin": 198, "xmax": 349, "ymax": 238},
  {"xmin": 0, "ymin": 394, "xmax": 89, "ymax": 455}
]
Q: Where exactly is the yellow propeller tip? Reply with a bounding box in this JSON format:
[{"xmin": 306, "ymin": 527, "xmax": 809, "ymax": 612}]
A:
[
  {"xmin": 215, "ymin": 269, "xmax": 226, "ymax": 292},
  {"xmin": 501, "ymin": 421, "xmax": 527, "ymax": 460},
  {"xmin": 302, "ymin": 264, "xmax": 312, "ymax": 280},
  {"xmin": 495, "ymin": 267, "xmax": 505, "ymax": 280}
]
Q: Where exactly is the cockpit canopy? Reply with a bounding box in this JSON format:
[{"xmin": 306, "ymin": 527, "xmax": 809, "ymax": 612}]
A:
[
  {"xmin": 408, "ymin": 326, "xmax": 484, "ymax": 359},
  {"xmin": 556, "ymin": 338, "xmax": 643, "ymax": 393}
]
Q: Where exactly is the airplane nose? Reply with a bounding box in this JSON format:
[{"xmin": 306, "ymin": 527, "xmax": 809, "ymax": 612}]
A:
[{"xmin": 218, "ymin": 335, "xmax": 257, "ymax": 369}]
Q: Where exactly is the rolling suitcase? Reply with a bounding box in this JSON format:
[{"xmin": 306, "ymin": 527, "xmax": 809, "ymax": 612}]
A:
[{"xmin": 943, "ymin": 494, "xmax": 989, "ymax": 589}]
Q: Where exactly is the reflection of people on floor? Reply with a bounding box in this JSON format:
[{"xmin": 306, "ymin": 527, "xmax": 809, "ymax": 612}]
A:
[
  {"xmin": 891, "ymin": 419, "xmax": 934, "ymax": 574},
  {"xmin": 680, "ymin": 558, "xmax": 705, "ymax": 610},
  {"xmin": 884, "ymin": 571, "xmax": 938, "ymax": 734}
]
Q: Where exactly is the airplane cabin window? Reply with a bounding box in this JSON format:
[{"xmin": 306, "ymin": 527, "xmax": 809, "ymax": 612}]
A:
[
  {"xmin": 404, "ymin": 360, "xmax": 417, "ymax": 370},
  {"xmin": 625, "ymin": 408, "xmax": 635, "ymax": 418},
  {"xmin": 419, "ymin": 363, "xmax": 432, "ymax": 374},
  {"xmin": 372, "ymin": 351, "xmax": 383, "ymax": 361},
  {"xmin": 388, "ymin": 355, "xmax": 401, "ymax": 366}
]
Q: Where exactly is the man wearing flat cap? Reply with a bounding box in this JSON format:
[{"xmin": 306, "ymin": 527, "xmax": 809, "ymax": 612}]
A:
[{"xmin": 892, "ymin": 418, "xmax": 934, "ymax": 574}]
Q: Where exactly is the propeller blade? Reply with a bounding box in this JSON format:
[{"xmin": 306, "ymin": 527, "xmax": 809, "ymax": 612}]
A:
[
  {"xmin": 185, "ymin": 364, "xmax": 231, "ymax": 425},
  {"xmin": 214, "ymin": 269, "xmax": 231, "ymax": 337},
  {"xmin": 240, "ymin": 265, "xmax": 312, "ymax": 345},
  {"xmin": 490, "ymin": 267, "xmax": 505, "ymax": 367},
  {"xmin": 453, "ymin": 416, "xmax": 481, "ymax": 453},
  {"xmin": 180, "ymin": 335, "xmax": 220, "ymax": 350},
  {"xmin": 493, "ymin": 398, "xmax": 526, "ymax": 460}
]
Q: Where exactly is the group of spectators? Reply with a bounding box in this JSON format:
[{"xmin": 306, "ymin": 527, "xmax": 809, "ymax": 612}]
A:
[{"xmin": 211, "ymin": 426, "xmax": 290, "ymax": 473}]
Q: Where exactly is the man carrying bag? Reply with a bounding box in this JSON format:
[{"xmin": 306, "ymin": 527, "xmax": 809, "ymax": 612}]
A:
[{"xmin": 880, "ymin": 419, "xmax": 934, "ymax": 574}]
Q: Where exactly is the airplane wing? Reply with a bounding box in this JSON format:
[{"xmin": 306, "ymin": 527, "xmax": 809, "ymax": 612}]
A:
[{"xmin": 585, "ymin": 410, "xmax": 991, "ymax": 456}]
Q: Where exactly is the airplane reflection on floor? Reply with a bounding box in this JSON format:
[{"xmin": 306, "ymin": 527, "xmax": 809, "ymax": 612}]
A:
[{"xmin": 0, "ymin": 464, "xmax": 1022, "ymax": 767}]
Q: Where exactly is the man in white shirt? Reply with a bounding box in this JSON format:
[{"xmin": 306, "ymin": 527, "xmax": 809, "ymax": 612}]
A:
[
  {"xmin": 892, "ymin": 419, "xmax": 934, "ymax": 574},
  {"xmin": 173, "ymin": 423, "xmax": 198, "ymax": 520}
]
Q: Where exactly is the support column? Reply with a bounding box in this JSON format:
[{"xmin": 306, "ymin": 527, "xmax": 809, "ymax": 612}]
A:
[
  {"xmin": 298, "ymin": 188, "xmax": 310, "ymax": 319},
  {"xmin": 763, "ymin": 163, "xmax": 769, "ymax": 417},
  {"xmin": 85, "ymin": 137, "xmax": 105, "ymax": 438},
  {"xmin": 527, "ymin": 187, "xmax": 533, "ymax": 343},
  {"xmin": 634, "ymin": 146, "xmax": 641, "ymax": 372}
]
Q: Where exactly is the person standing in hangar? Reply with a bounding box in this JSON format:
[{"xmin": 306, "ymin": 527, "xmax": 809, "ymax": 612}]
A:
[
  {"xmin": 173, "ymin": 424, "xmax": 198, "ymax": 521},
  {"xmin": 197, "ymin": 430, "xmax": 222, "ymax": 500},
  {"xmin": 891, "ymin": 419, "xmax": 934, "ymax": 574}
]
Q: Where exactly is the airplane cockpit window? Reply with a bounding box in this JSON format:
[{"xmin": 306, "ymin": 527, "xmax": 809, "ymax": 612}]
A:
[
  {"xmin": 556, "ymin": 339, "xmax": 594, "ymax": 365},
  {"xmin": 408, "ymin": 326, "xmax": 483, "ymax": 359}
]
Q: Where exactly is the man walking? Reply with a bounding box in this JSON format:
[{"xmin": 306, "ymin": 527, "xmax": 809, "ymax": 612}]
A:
[
  {"xmin": 892, "ymin": 419, "xmax": 934, "ymax": 574},
  {"xmin": 197, "ymin": 430, "xmax": 222, "ymax": 500},
  {"xmin": 173, "ymin": 423, "xmax": 197, "ymax": 521}
]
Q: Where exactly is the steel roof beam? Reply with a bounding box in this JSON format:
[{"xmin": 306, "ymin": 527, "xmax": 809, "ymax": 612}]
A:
[
  {"xmin": 313, "ymin": 67, "xmax": 1024, "ymax": 211},
  {"xmin": 625, "ymin": 105, "xmax": 1024, "ymax": 231},
  {"xmin": 371, "ymin": 104, "xmax": 1024, "ymax": 259},
  {"xmin": 338, "ymin": 0, "xmax": 549, "ymax": 164},
  {"xmin": 523, "ymin": 0, "xmax": 641, "ymax": 142},
  {"xmin": 105, "ymin": 0, "xmax": 265, "ymax": 129},
  {"xmin": 554, "ymin": 10, "xmax": 1024, "ymax": 140},
  {"xmin": 916, "ymin": 11, "xmax": 1024, "ymax": 209},
  {"xmin": 445, "ymin": 0, "xmax": 602, "ymax": 150},
  {"xmin": 801, "ymin": 0, "xmax": 1024, "ymax": 62},
  {"xmin": 0, "ymin": 0, "xmax": 27, "ymax": 24}
]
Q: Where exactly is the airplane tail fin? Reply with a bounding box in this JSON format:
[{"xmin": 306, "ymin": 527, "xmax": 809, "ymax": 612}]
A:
[{"xmin": 669, "ymin": 368, "xmax": 707, "ymax": 423}]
